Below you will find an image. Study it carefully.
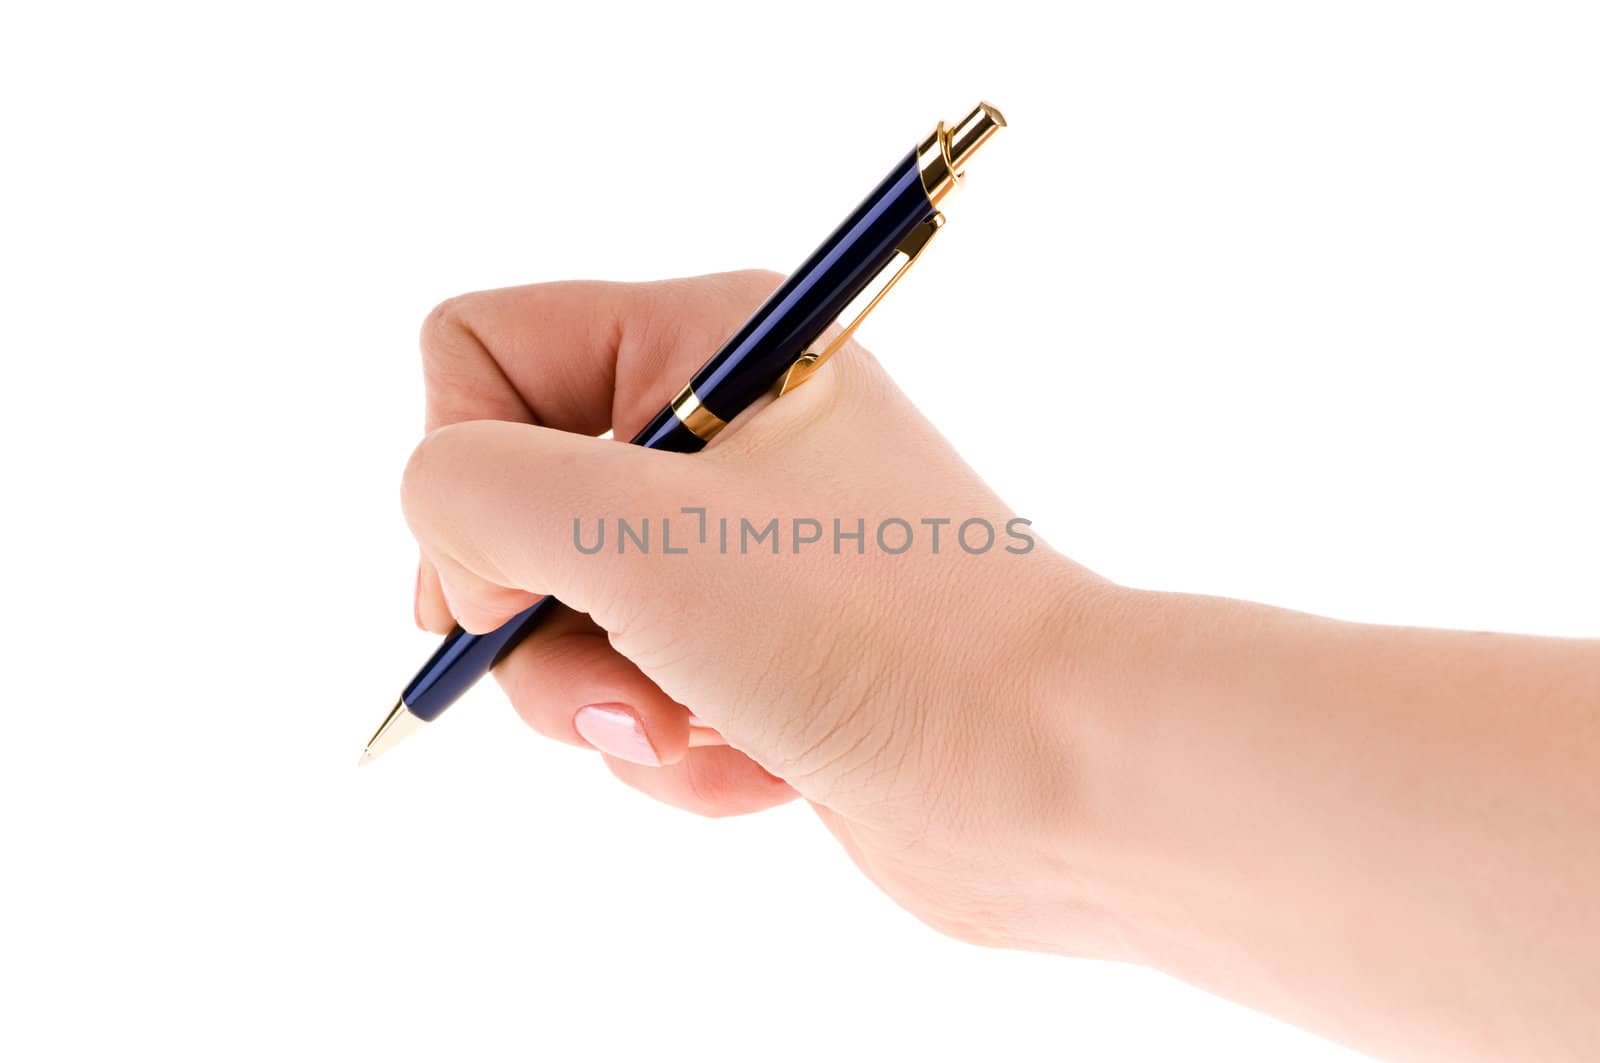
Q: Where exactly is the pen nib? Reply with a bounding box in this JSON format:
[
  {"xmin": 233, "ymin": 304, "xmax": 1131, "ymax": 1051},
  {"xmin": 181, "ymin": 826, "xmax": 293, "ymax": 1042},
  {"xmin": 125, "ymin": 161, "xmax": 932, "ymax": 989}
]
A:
[{"xmin": 359, "ymin": 698, "xmax": 426, "ymax": 766}]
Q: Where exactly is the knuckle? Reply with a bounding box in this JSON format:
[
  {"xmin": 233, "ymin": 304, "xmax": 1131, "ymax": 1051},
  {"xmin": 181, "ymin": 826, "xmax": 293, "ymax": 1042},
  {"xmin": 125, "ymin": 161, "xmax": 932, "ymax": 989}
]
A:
[
  {"xmin": 400, "ymin": 425, "xmax": 442, "ymax": 499},
  {"xmin": 400, "ymin": 422, "xmax": 471, "ymax": 528},
  {"xmin": 464, "ymin": 585, "xmax": 529, "ymax": 627},
  {"xmin": 500, "ymin": 631, "xmax": 612, "ymax": 741},
  {"xmin": 500, "ymin": 672, "xmax": 567, "ymax": 741},
  {"xmin": 741, "ymin": 267, "xmax": 784, "ymax": 290},
  {"xmin": 509, "ymin": 690, "xmax": 564, "ymax": 740},
  {"xmin": 681, "ymin": 753, "xmax": 784, "ymax": 817},
  {"xmin": 723, "ymin": 268, "xmax": 784, "ymax": 306},
  {"xmin": 683, "ymin": 757, "xmax": 741, "ymax": 811},
  {"xmin": 418, "ymin": 293, "xmax": 477, "ymax": 363}
]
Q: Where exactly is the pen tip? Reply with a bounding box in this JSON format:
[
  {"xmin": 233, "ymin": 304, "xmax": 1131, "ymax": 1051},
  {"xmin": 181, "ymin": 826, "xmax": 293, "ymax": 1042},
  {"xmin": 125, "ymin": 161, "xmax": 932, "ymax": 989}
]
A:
[{"xmin": 358, "ymin": 697, "xmax": 426, "ymax": 766}]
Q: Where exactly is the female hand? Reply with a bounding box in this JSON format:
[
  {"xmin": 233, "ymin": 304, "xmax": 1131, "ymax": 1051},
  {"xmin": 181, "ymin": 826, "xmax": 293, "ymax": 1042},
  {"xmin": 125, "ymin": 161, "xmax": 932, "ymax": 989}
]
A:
[
  {"xmin": 402, "ymin": 271, "xmax": 1102, "ymax": 950},
  {"xmin": 401, "ymin": 272, "xmax": 1600, "ymax": 1061}
]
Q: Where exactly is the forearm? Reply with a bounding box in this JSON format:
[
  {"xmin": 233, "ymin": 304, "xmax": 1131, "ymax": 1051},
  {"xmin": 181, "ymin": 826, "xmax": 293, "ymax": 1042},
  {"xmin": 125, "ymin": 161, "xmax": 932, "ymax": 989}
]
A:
[{"xmin": 1052, "ymin": 586, "xmax": 1600, "ymax": 1062}]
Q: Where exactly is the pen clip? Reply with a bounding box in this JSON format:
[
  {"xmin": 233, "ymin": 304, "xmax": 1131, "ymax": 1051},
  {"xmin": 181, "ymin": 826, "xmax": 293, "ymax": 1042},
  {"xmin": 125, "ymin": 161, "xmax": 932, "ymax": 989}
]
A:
[{"xmin": 778, "ymin": 212, "xmax": 945, "ymax": 396}]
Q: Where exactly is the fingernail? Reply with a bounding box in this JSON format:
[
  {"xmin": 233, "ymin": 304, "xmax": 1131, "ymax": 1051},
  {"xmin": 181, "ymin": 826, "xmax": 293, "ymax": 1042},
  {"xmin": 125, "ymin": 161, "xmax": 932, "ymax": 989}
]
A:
[{"xmin": 573, "ymin": 703, "xmax": 661, "ymax": 766}]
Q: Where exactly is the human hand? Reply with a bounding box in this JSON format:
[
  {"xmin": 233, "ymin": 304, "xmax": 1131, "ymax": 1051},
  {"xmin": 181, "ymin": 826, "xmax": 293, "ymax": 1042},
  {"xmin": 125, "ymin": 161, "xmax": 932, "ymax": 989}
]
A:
[
  {"xmin": 399, "ymin": 272, "xmax": 1600, "ymax": 1062},
  {"xmin": 401, "ymin": 271, "xmax": 1103, "ymax": 948}
]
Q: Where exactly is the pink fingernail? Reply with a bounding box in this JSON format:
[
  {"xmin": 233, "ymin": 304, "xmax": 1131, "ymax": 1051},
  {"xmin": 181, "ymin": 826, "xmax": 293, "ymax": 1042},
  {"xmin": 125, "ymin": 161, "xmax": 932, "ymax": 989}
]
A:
[
  {"xmin": 573, "ymin": 704, "xmax": 661, "ymax": 766},
  {"xmin": 413, "ymin": 566, "xmax": 425, "ymax": 630}
]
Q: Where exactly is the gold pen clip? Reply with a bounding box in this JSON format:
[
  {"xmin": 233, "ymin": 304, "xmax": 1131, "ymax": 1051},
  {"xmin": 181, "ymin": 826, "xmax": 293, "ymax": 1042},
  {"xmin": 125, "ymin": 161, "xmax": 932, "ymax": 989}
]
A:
[{"xmin": 777, "ymin": 212, "xmax": 945, "ymax": 396}]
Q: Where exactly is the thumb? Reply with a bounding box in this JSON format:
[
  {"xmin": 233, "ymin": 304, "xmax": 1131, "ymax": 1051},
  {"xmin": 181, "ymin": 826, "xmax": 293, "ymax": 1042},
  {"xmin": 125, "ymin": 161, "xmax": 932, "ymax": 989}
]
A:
[{"xmin": 400, "ymin": 418, "xmax": 732, "ymax": 637}]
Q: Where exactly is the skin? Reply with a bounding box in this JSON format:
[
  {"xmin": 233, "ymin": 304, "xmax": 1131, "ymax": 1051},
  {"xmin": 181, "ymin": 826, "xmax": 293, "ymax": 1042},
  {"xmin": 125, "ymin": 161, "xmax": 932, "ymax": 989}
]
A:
[{"xmin": 401, "ymin": 271, "xmax": 1600, "ymax": 1063}]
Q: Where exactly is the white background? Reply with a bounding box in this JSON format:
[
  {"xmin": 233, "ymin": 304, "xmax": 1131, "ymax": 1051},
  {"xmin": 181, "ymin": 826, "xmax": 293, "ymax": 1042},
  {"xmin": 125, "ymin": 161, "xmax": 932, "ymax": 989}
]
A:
[{"xmin": 2, "ymin": 2, "xmax": 1596, "ymax": 1060}]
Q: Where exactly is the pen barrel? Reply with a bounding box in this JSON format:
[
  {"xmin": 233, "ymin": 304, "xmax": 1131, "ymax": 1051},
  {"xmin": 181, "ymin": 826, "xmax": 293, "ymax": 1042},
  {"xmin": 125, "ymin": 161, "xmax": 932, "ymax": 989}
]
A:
[
  {"xmin": 402, "ymin": 595, "xmax": 563, "ymax": 720},
  {"xmin": 686, "ymin": 149, "xmax": 936, "ymax": 418},
  {"xmin": 396, "ymin": 147, "xmax": 942, "ymax": 725}
]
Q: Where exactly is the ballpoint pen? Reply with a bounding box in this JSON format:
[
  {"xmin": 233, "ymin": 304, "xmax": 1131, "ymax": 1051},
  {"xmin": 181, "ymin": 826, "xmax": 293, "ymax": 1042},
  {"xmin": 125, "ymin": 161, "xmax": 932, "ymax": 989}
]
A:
[{"xmin": 361, "ymin": 101, "xmax": 1006, "ymax": 763}]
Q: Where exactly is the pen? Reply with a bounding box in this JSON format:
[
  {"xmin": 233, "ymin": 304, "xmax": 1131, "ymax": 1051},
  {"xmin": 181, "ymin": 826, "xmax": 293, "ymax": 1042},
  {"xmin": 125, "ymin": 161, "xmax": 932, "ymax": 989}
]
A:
[{"xmin": 361, "ymin": 101, "xmax": 1005, "ymax": 763}]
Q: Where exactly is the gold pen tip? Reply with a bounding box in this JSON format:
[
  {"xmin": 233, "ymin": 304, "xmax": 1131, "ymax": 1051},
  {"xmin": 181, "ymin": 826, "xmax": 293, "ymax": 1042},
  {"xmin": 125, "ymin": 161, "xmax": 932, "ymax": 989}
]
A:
[{"xmin": 358, "ymin": 698, "xmax": 426, "ymax": 766}]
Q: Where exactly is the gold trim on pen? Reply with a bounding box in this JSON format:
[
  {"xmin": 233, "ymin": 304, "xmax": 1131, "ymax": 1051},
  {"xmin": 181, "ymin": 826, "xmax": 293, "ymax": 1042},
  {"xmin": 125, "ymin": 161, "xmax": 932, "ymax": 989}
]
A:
[
  {"xmin": 359, "ymin": 697, "xmax": 425, "ymax": 766},
  {"xmin": 670, "ymin": 384, "xmax": 728, "ymax": 442},
  {"xmin": 781, "ymin": 103, "xmax": 1003, "ymax": 394},
  {"xmin": 917, "ymin": 101, "xmax": 1006, "ymax": 206}
]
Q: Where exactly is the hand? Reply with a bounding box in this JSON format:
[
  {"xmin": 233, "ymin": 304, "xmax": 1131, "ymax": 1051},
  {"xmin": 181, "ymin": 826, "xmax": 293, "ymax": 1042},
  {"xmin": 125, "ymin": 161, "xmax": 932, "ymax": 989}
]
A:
[
  {"xmin": 400, "ymin": 273, "xmax": 1600, "ymax": 1061},
  {"xmin": 401, "ymin": 271, "xmax": 1102, "ymax": 947}
]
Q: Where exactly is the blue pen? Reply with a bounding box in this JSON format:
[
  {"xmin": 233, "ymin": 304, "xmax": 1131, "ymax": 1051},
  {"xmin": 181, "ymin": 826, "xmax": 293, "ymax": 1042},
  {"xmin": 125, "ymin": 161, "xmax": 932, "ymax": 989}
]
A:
[{"xmin": 362, "ymin": 102, "xmax": 1005, "ymax": 763}]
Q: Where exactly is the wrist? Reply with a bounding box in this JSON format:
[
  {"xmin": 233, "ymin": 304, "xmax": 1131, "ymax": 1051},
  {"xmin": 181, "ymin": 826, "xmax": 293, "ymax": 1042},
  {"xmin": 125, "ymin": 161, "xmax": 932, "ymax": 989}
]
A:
[
  {"xmin": 1010, "ymin": 576, "xmax": 1258, "ymax": 963},
  {"xmin": 938, "ymin": 556, "xmax": 1159, "ymax": 958}
]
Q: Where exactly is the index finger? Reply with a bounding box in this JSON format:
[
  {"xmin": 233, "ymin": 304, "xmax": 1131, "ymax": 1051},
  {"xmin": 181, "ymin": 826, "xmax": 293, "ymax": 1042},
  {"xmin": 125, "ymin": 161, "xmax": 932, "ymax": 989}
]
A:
[{"xmin": 419, "ymin": 270, "xmax": 782, "ymax": 439}]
